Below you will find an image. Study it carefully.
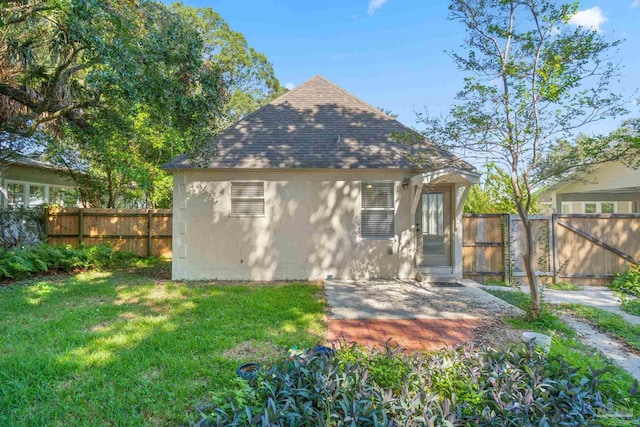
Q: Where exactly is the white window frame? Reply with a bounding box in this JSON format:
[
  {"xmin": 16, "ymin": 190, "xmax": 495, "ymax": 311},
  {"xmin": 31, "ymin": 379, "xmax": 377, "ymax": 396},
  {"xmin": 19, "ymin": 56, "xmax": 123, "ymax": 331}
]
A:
[
  {"xmin": 230, "ymin": 181, "xmax": 265, "ymax": 217},
  {"xmin": 360, "ymin": 181, "xmax": 395, "ymax": 240},
  {"xmin": 562, "ymin": 201, "xmax": 619, "ymax": 214},
  {"xmin": 3, "ymin": 179, "xmax": 75, "ymax": 208}
]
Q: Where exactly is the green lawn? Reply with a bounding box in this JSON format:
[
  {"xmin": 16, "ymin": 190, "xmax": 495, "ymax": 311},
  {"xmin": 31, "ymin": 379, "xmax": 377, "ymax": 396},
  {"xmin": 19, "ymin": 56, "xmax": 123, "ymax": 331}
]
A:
[{"xmin": 0, "ymin": 263, "xmax": 325, "ymax": 426}]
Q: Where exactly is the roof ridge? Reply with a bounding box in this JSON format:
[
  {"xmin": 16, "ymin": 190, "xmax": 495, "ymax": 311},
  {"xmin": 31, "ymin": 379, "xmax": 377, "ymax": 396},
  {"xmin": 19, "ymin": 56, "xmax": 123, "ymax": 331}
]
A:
[
  {"xmin": 211, "ymin": 76, "xmax": 324, "ymax": 138},
  {"xmin": 311, "ymin": 76, "xmax": 464, "ymax": 162},
  {"xmin": 311, "ymin": 75, "xmax": 401, "ymax": 123}
]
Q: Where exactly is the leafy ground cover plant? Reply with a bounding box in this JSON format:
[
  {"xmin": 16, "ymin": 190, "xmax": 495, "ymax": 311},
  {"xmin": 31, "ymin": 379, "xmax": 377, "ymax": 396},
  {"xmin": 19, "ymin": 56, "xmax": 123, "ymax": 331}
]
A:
[
  {"xmin": 488, "ymin": 290, "xmax": 640, "ymax": 420},
  {"xmin": 610, "ymin": 266, "xmax": 640, "ymax": 297},
  {"xmin": 201, "ymin": 342, "xmax": 636, "ymax": 426},
  {"xmin": 0, "ymin": 243, "xmax": 141, "ymax": 281}
]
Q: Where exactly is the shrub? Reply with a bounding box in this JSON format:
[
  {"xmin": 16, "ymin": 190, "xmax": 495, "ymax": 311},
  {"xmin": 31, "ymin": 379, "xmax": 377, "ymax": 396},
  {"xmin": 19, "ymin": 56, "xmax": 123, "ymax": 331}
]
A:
[
  {"xmin": 610, "ymin": 265, "xmax": 640, "ymax": 297},
  {"xmin": 0, "ymin": 243, "xmax": 139, "ymax": 280},
  {"xmin": 199, "ymin": 342, "xmax": 634, "ymax": 426}
]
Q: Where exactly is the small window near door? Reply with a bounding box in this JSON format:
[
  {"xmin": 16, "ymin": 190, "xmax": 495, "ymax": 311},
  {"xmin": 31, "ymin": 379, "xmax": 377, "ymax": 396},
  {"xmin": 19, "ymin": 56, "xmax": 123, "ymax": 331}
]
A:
[
  {"xmin": 361, "ymin": 182, "xmax": 394, "ymax": 239},
  {"xmin": 584, "ymin": 203, "xmax": 597, "ymax": 214},
  {"xmin": 230, "ymin": 182, "xmax": 265, "ymax": 216}
]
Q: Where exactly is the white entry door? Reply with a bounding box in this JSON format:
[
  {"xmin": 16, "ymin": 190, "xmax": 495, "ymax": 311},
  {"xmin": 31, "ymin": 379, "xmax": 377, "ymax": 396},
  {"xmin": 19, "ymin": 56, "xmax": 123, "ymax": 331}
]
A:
[{"xmin": 421, "ymin": 189, "xmax": 451, "ymax": 266}]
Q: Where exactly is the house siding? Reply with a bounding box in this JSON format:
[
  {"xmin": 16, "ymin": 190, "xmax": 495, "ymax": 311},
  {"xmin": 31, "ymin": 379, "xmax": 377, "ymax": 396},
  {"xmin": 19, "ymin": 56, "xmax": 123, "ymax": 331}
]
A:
[
  {"xmin": 172, "ymin": 169, "xmax": 418, "ymax": 281},
  {"xmin": 540, "ymin": 161, "xmax": 640, "ymax": 213},
  {"xmin": 0, "ymin": 164, "xmax": 75, "ymax": 207}
]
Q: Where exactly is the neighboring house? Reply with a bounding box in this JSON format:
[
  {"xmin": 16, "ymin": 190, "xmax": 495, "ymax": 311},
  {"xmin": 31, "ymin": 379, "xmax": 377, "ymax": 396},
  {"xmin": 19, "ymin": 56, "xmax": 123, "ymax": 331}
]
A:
[
  {"xmin": 0, "ymin": 156, "xmax": 78, "ymax": 208},
  {"xmin": 540, "ymin": 160, "xmax": 640, "ymax": 214},
  {"xmin": 162, "ymin": 75, "xmax": 479, "ymax": 281}
]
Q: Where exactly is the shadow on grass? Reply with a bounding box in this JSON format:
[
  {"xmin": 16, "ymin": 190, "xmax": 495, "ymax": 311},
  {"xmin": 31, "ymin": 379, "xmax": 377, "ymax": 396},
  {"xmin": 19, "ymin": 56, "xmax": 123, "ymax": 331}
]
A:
[{"xmin": 0, "ymin": 269, "xmax": 325, "ymax": 426}]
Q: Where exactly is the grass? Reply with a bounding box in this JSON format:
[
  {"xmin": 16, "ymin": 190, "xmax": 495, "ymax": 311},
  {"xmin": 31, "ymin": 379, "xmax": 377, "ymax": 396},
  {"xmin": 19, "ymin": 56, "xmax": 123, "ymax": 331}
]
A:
[
  {"xmin": 482, "ymin": 279, "xmax": 511, "ymax": 287},
  {"xmin": 622, "ymin": 299, "xmax": 640, "ymax": 316},
  {"xmin": 545, "ymin": 281, "xmax": 583, "ymax": 291},
  {"xmin": 487, "ymin": 290, "xmax": 640, "ymax": 419},
  {"xmin": 560, "ymin": 303, "xmax": 640, "ymax": 352},
  {"xmin": 0, "ymin": 262, "xmax": 325, "ymax": 426}
]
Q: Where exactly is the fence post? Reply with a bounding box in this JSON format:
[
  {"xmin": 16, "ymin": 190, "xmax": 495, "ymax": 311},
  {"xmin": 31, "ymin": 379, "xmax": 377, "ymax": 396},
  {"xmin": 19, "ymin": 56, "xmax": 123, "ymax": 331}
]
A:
[
  {"xmin": 551, "ymin": 213, "xmax": 559, "ymax": 284},
  {"xmin": 147, "ymin": 209, "xmax": 153, "ymax": 257},
  {"xmin": 78, "ymin": 208, "xmax": 84, "ymax": 246},
  {"xmin": 503, "ymin": 213, "xmax": 510, "ymax": 284},
  {"xmin": 45, "ymin": 206, "xmax": 50, "ymax": 241}
]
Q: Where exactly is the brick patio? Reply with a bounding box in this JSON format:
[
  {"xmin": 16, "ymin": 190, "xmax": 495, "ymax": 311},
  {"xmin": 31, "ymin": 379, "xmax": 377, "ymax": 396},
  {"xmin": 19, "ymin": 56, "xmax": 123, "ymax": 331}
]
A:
[{"xmin": 326, "ymin": 318, "xmax": 487, "ymax": 352}]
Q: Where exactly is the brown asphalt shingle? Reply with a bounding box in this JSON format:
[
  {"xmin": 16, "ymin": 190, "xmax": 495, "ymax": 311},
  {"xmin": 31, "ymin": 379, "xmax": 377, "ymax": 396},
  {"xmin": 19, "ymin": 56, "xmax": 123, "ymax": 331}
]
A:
[{"xmin": 162, "ymin": 75, "xmax": 472, "ymax": 171}]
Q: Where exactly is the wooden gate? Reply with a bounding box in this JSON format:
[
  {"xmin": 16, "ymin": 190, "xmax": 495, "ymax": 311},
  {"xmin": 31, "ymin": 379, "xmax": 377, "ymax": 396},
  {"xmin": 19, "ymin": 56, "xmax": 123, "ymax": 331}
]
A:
[{"xmin": 463, "ymin": 213, "xmax": 640, "ymax": 286}]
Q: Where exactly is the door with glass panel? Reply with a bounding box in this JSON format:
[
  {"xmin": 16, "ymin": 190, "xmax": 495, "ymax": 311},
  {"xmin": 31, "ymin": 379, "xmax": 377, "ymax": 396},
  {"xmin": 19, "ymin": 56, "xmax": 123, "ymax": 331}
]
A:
[{"xmin": 420, "ymin": 189, "xmax": 451, "ymax": 266}]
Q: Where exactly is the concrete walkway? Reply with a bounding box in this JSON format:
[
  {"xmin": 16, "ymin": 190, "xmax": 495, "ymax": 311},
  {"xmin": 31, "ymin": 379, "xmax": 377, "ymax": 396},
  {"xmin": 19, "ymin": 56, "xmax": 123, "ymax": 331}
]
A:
[
  {"xmin": 324, "ymin": 279, "xmax": 522, "ymax": 351},
  {"xmin": 563, "ymin": 315, "xmax": 640, "ymax": 382},
  {"xmin": 476, "ymin": 284, "xmax": 640, "ymax": 325}
]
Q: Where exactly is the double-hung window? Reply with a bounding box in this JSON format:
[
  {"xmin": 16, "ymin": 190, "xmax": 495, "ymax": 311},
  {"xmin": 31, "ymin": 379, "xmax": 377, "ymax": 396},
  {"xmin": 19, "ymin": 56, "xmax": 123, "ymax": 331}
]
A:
[
  {"xmin": 230, "ymin": 182, "xmax": 265, "ymax": 217},
  {"xmin": 361, "ymin": 181, "xmax": 395, "ymax": 239}
]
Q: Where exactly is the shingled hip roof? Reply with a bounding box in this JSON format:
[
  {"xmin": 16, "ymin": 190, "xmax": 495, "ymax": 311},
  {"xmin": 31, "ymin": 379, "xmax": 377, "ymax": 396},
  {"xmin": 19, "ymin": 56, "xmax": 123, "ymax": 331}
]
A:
[{"xmin": 162, "ymin": 75, "xmax": 472, "ymax": 171}]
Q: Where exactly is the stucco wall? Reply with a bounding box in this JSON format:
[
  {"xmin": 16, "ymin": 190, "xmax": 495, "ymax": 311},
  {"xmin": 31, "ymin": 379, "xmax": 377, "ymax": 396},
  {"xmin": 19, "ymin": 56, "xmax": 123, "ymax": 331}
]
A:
[
  {"xmin": 557, "ymin": 162, "xmax": 640, "ymax": 194},
  {"xmin": 540, "ymin": 161, "xmax": 640, "ymax": 213},
  {"xmin": 172, "ymin": 169, "xmax": 420, "ymax": 281}
]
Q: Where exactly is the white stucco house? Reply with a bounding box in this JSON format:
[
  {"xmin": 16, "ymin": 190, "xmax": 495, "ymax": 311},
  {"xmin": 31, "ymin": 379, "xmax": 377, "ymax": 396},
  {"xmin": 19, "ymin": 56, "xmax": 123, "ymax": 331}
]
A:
[
  {"xmin": 162, "ymin": 76, "xmax": 478, "ymax": 281},
  {"xmin": 540, "ymin": 160, "xmax": 640, "ymax": 214}
]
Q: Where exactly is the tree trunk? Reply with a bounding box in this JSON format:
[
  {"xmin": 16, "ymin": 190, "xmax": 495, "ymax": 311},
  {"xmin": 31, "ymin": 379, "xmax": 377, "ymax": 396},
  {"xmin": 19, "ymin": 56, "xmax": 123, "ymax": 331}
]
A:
[{"xmin": 520, "ymin": 212, "xmax": 541, "ymax": 317}]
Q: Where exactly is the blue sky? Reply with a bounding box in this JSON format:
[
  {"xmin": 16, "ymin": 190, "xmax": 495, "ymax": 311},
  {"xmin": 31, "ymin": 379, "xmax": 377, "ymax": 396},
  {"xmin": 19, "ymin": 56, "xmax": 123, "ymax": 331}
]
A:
[{"xmin": 170, "ymin": 0, "xmax": 640, "ymax": 134}]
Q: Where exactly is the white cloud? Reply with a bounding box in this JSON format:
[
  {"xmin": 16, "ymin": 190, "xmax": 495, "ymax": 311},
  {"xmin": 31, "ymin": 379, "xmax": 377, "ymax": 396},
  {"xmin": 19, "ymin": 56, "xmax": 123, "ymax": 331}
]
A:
[
  {"xmin": 568, "ymin": 6, "xmax": 607, "ymax": 32},
  {"xmin": 368, "ymin": 0, "xmax": 388, "ymax": 15},
  {"xmin": 632, "ymin": 0, "xmax": 640, "ymax": 8},
  {"xmin": 284, "ymin": 82, "xmax": 295, "ymax": 90}
]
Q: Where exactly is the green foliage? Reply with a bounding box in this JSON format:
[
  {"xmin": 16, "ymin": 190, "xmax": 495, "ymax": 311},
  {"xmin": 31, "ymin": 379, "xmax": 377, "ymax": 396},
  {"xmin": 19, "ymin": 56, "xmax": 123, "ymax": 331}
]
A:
[
  {"xmin": 488, "ymin": 289, "xmax": 640, "ymax": 419},
  {"xmin": 0, "ymin": 243, "xmax": 139, "ymax": 280},
  {"xmin": 205, "ymin": 342, "xmax": 635, "ymax": 426},
  {"xmin": 610, "ymin": 265, "xmax": 640, "ymax": 297},
  {"xmin": 2, "ymin": 0, "xmax": 281, "ymax": 208},
  {"xmin": 421, "ymin": 0, "xmax": 630, "ymax": 317},
  {"xmin": 464, "ymin": 163, "xmax": 542, "ymax": 214},
  {"xmin": 486, "ymin": 290, "xmax": 575, "ymax": 336}
]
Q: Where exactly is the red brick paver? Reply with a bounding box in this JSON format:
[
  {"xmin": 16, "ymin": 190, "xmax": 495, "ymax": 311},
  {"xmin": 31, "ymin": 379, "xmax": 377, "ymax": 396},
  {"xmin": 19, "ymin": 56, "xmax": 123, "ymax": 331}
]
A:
[{"xmin": 327, "ymin": 319, "xmax": 486, "ymax": 352}]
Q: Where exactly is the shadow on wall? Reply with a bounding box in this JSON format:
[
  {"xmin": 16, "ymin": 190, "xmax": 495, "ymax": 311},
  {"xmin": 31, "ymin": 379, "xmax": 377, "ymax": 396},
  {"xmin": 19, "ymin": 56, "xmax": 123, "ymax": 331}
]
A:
[{"xmin": 180, "ymin": 100, "xmax": 446, "ymax": 280}]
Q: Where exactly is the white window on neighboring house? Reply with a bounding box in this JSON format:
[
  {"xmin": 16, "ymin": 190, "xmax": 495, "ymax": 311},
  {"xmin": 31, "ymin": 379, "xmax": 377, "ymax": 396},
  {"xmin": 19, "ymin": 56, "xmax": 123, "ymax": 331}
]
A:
[
  {"xmin": 7, "ymin": 183, "xmax": 25, "ymax": 208},
  {"xmin": 601, "ymin": 202, "xmax": 615, "ymax": 214},
  {"xmin": 3, "ymin": 180, "xmax": 77, "ymax": 208},
  {"xmin": 361, "ymin": 181, "xmax": 395, "ymax": 239},
  {"xmin": 562, "ymin": 201, "xmax": 619, "ymax": 214},
  {"xmin": 29, "ymin": 185, "xmax": 46, "ymax": 207},
  {"xmin": 230, "ymin": 182, "xmax": 265, "ymax": 217}
]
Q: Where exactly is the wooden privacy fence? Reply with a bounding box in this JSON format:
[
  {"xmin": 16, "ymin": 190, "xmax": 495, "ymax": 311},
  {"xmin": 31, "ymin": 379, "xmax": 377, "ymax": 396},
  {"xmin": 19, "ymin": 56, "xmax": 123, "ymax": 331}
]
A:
[
  {"xmin": 463, "ymin": 213, "xmax": 640, "ymax": 286},
  {"xmin": 47, "ymin": 208, "xmax": 173, "ymax": 258}
]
